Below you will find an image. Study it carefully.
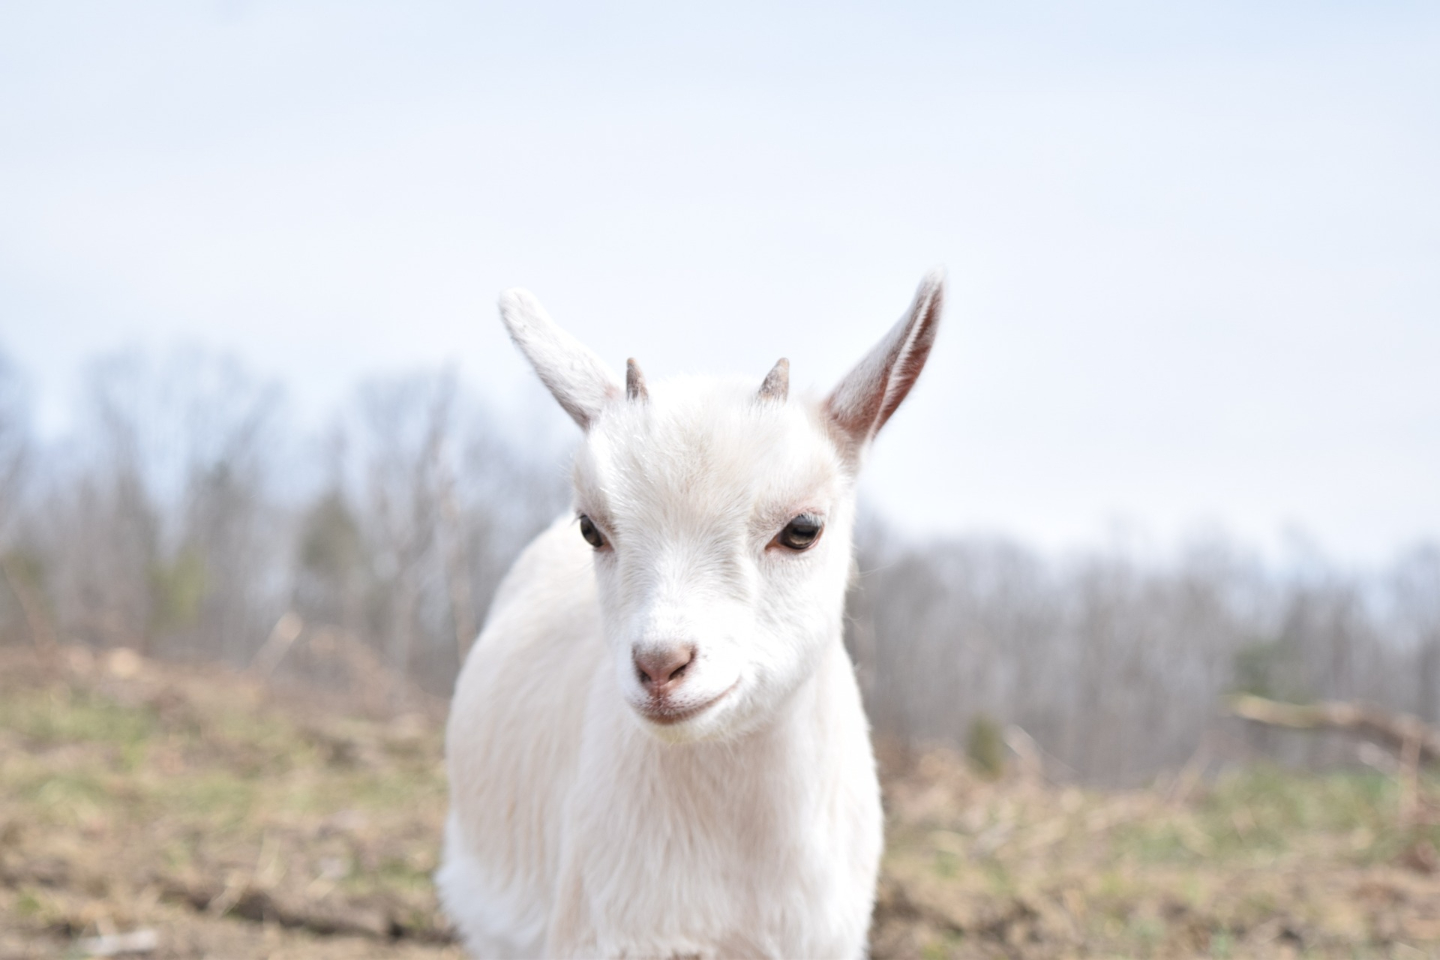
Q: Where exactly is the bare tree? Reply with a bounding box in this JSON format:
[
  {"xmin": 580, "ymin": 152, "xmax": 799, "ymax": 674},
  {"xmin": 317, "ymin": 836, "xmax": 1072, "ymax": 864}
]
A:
[
  {"xmin": 0, "ymin": 350, "xmax": 43, "ymax": 647},
  {"xmin": 21, "ymin": 350, "xmax": 284, "ymax": 660},
  {"xmin": 0, "ymin": 350, "xmax": 26, "ymax": 532}
]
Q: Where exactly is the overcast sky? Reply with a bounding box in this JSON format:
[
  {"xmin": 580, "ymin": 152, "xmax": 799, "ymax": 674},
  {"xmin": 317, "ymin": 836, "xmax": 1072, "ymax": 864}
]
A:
[{"xmin": 2, "ymin": 1, "xmax": 1437, "ymax": 563}]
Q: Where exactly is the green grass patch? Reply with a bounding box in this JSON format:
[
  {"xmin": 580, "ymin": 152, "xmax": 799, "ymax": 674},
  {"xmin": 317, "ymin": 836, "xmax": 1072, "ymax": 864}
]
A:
[{"xmin": 0, "ymin": 687, "xmax": 157, "ymax": 750}]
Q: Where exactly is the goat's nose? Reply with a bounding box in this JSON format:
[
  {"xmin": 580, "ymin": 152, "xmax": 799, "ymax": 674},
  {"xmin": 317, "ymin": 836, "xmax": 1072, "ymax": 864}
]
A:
[{"xmin": 633, "ymin": 645, "xmax": 695, "ymax": 696}]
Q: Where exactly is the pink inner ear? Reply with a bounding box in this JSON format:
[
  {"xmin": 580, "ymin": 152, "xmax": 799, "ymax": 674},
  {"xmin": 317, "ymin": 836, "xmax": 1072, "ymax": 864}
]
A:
[
  {"xmin": 824, "ymin": 277, "xmax": 943, "ymax": 450},
  {"xmin": 874, "ymin": 293, "xmax": 941, "ymax": 433}
]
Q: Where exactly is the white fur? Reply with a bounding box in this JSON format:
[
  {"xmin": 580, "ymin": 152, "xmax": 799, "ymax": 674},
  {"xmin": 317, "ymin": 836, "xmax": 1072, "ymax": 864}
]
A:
[{"xmin": 439, "ymin": 274, "xmax": 943, "ymax": 959}]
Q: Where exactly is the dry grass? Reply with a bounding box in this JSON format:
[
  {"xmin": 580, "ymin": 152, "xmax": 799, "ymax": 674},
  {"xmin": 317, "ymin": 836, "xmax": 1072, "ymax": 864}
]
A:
[
  {"xmin": 0, "ymin": 646, "xmax": 456, "ymax": 959},
  {"xmin": 874, "ymin": 750, "xmax": 1440, "ymax": 958},
  {"xmin": 1, "ymin": 646, "xmax": 1437, "ymax": 959}
]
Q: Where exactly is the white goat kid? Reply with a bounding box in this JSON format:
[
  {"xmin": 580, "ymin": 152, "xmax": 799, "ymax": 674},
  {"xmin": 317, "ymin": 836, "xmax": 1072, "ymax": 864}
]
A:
[{"xmin": 439, "ymin": 273, "xmax": 944, "ymax": 959}]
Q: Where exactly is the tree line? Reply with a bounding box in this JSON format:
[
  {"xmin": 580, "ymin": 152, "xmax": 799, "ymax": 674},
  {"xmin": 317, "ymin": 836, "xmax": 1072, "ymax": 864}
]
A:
[{"xmin": 1, "ymin": 346, "xmax": 1436, "ymax": 783}]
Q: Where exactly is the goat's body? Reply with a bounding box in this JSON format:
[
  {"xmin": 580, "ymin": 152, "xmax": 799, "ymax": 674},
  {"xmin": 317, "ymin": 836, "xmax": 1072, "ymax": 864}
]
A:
[
  {"xmin": 440, "ymin": 274, "xmax": 943, "ymax": 959},
  {"xmin": 439, "ymin": 513, "xmax": 883, "ymax": 959}
]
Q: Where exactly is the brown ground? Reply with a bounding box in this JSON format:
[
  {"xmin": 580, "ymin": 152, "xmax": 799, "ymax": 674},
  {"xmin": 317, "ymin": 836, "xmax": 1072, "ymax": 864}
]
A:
[{"xmin": 1, "ymin": 646, "xmax": 1437, "ymax": 959}]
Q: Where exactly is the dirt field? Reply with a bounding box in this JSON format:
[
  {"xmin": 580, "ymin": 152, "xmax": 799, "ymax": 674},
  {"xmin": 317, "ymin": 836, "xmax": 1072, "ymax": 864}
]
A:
[{"xmin": 1, "ymin": 646, "xmax": 1437, "ymax": 959}]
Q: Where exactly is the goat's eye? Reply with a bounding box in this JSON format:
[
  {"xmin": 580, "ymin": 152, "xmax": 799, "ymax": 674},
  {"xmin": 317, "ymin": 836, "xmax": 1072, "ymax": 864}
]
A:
[
  {"xmin": 578, "ymin": 514, "xmax": 606, "ymax": 549},
  {"xmin": 775, "ymin": 515, "xmax": 823, "ymax": 551}
]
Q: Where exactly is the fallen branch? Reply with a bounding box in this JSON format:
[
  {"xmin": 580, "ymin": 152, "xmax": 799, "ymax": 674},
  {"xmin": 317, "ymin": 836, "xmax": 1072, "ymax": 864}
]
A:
[
  {"xmin": 153, "ymin": 873, "xmax": 456, "ymax": 943},
  {"xmin": 1228, "ymin": 694, "xmax": 1440, "ymax": 764},
  {"xmin": 248, "ymin": 610, "xmax": 303, "ymax": 678},
  {"xmin": 76, "ymin": 929, "xmax": 158, "ymax": 957},
  {"xmin": 0, "ymin": 858, "xmax": 455, "ymax": 945}
]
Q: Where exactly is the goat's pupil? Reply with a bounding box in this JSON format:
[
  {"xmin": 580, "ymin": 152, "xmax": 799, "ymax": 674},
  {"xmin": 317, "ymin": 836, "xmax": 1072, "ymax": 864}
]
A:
[{"xmin": 579, "ymin": 515, "xmax": 605, "ymax": 549}]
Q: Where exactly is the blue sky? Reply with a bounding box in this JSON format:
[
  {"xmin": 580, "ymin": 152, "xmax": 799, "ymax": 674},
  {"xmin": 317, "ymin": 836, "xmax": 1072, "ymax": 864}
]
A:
[{"xmin": 2, "ymin": 2, "xmax": 1437, "ymax": 562}]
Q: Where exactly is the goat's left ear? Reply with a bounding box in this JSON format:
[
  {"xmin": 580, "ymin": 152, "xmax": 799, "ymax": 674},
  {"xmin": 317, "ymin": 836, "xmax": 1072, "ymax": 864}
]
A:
[{"xmin": 825, "ymin": 270, "xmax": 944, "ymax": 454}]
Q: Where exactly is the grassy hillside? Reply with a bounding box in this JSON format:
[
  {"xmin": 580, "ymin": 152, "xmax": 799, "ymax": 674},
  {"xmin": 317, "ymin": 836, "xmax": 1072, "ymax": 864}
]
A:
[{"xmin": 1, "ymin": 646, "xmax": 1437, "ymax": 959}]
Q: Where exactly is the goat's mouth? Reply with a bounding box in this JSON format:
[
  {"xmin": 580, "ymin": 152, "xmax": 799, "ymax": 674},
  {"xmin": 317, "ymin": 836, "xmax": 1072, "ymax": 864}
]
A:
[{"xmin": 636, "ymin": 680, "xmax": 740, "ymax": 726}]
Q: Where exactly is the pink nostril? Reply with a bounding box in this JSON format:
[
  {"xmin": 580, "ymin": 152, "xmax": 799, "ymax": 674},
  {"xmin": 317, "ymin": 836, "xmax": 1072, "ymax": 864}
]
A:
[{"xmin": 633, "ymin": 646, "xmax": 695, "ymax": 693}]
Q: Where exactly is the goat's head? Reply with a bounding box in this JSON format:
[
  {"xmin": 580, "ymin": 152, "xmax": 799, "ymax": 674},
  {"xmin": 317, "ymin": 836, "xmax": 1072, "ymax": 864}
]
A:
[{"xmin": 500, "ymin": 273, "xmax": 943, "ymax": 743}]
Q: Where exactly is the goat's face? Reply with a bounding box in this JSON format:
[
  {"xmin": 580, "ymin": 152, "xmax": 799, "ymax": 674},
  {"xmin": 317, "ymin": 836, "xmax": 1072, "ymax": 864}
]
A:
[
  {"xmin": 496, "ymin": 272, "xmax": 942, "ymax": 743},
  {"xmin": 574, "ymin": 380, "xmax": 855, "ymax": 742}
]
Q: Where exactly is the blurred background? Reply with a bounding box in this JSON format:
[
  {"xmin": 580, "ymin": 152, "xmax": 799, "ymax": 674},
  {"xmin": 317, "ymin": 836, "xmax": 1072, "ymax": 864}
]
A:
[{"xmin": 2, "ymin": 4, "xmax": 1440, "ymax": 955}]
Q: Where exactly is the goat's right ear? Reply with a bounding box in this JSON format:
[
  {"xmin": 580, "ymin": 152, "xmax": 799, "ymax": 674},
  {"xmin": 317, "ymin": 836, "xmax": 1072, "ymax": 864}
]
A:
[
  {"xmin": 824, "ymin": 270, "xmax": 944, "ymax": 456},
  {"xmin": 499, "ymin": 289, "xmax": 621, "ymax": 430}
]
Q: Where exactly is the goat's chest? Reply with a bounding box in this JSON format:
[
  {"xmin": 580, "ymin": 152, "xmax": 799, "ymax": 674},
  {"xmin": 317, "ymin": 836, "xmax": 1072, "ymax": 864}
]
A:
[{"xmin": 548, "ymin": 717, "xmax": 880, "ymax": 958}]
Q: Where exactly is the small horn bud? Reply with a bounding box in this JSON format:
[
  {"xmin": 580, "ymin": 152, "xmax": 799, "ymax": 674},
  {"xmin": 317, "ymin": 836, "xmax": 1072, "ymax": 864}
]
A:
[
  {"xmin": 626, "ymin": 358, "xmax": 649, "ymax": 402},
  {"xmin": 757, "ymin": 358, "xmax": 789, "ymax": 402}
]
